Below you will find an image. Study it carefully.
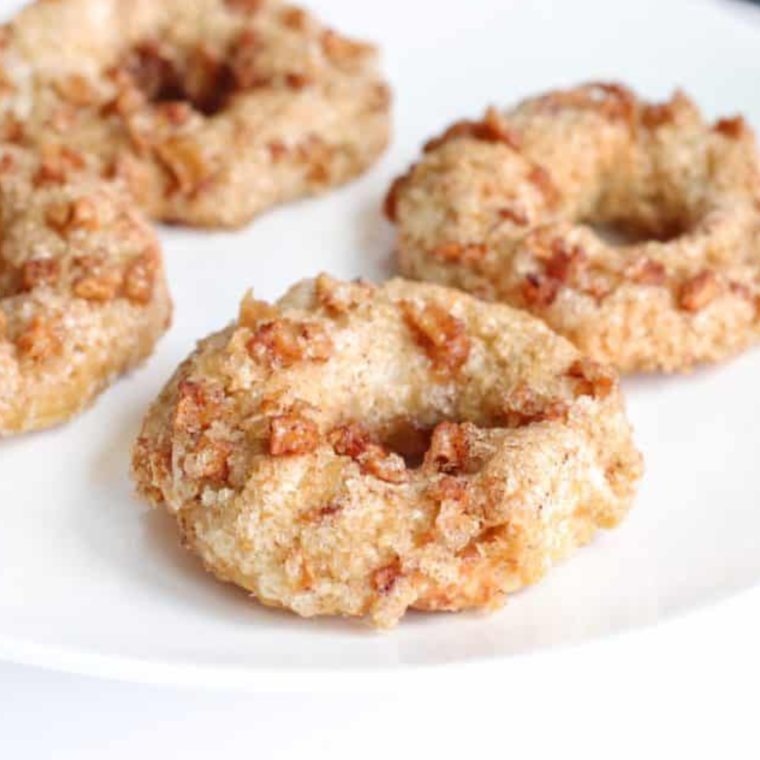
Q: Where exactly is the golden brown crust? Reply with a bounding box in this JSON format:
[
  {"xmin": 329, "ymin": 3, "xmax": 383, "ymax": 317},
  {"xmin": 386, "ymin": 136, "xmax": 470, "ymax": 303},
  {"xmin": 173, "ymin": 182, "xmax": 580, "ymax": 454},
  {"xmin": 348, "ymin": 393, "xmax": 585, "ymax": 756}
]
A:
[
  {"xmin": 131, "ymin": 276, "xmax": 642, "ymax": 627},
  {"xmin": 0, "ymin": 0, "xmax": 391, "ymax": 229},
  {"xmin": 0, "ymin": 144, "xmax": 171, "ymax": 436},
  {"xmin": 388, "ymin": 82, "xmax": 760, "ymax": 373}
]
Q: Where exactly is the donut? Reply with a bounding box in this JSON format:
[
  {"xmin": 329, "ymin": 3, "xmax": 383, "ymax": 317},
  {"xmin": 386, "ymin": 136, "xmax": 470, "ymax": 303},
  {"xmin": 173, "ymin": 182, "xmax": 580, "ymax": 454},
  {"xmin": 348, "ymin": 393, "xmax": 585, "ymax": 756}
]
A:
[
  {"xmin": 0, "ymin": 0, "xmax": 391, "ymax": 229},
  {"xmin": 386, "ymin": 83, "xmax": 760, "ymax": 373},
  {"xmin": 131, "ymin": 275, "xmax": 642, "ymax": 627},
  {"xmin": 0, "ymin": 144, "xmax": 172, "ymax": 436}
]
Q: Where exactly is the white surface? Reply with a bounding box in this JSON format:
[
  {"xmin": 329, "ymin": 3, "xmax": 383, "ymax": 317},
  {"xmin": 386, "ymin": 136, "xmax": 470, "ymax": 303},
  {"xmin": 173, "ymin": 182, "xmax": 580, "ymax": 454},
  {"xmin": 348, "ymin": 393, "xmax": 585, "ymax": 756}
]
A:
[
  {"xmin": 2, "ymin": 592, "xmax": 759, "ymax": 758},
  {"xmin": 2, "ymin": 0, "xmax": 760, "ymax": 690}
]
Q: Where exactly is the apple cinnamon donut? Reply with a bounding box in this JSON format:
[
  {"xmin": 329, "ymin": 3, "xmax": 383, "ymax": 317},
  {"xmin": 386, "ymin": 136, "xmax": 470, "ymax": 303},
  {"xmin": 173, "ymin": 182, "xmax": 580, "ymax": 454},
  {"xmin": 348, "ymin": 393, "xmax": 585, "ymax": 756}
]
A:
[
  {"xmin": 386, "ymin": 83, "xmax": 760, "ymax": 372},
  {"xmin": 0, "ymin": 0, "xmax": 391, "ymax": 229},
  {"xmin": 132, "ymin": 275, "xmax": 642, "ymax": 627},
  {"xmin": 0, "ymin": 144, "xmax": 172, "ymax": 436}
]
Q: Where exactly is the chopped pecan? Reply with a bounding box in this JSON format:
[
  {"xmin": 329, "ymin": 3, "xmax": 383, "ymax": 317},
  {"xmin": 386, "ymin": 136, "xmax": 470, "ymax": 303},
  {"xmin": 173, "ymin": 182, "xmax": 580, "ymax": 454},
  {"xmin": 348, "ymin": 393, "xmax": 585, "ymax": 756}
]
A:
[
  {"xmin": 267, "ymin": 140, "xmax": 288, "ymax": 162},
  {"xmin": 321, "ymin": 29, "xmax": 374, "ymax": 69},
  {"xmin": 329, "ymin": 424, "xmax": 408, "ymax": 483},
  {"xmin": 20, "ymin": 259, "xmax": 60, "ymax": 291},
  {"xmin": 424, "ymin": 422, "xmax": 470, "ymax": 473},
  {"xmin": 401, "ymin": 300, "xmax": 470, "ymax": 373},
  {"xmin": 280, "ymin": 7, "xmax": 308, "ymax": 29},
  {"xmin": 174, "ymin": 380, "xmax": 225, "ymax": 434},
  {"xmin": 543, "ymin": 240, "xmax": 586, "ymax": 282},
  {"xmin": 237, "ymin": 290, "xmax": 277, "ymax": 328},
  {"xmin": 34, "ymin": 145, "xmax": 86, "ymax": 186},
  {"xmin": 497, "ymin": 206, "xmax": 529, "ymax": 226},
  {"xmin": 190, "ymin": 435, "xmax": 233, "ymax": 483},
  {"xmin": 359, "ymin": 446, "xmax": 408, "ymax": 484},
  {"xmin": 315, "ymin": 273, "xmax": 372, "ymax": 315},
  {"xmin": 629, "ymin": 257, "xmax": 667, "ymax": 286},
  {"xmin": 269, "ymin": 414, "xmax": 320, "ymax": 456},
  {"xmin": 285, "ymin": 72, "xmax": 312, "ymax": 89},
  {"xmin": 430, "ymin": 242, "xmax": 488, "ymax": 265},
  {"xmin": 73, "ymin": 269, "xmax": 122, "ymax": 302},
  {"xmin": 302, "ymin": 502, "xmax": 343, "ymax": 523},
  {"xmin": 329, "ymin": 423, "xmax": 372, "ymax": 459},
  {"xmin": 16, "ymin": 317, "xmax": 61, "ymax": 362},
  {"xmin": 527, "ymin": 165, "xmax": 561, "ymax": 208},
  {"xmin": 713, "ymin": 116, "xmax": 747, "ymax": 139},
  {"xmin": 247, "ymin": 319, "xmax": 333, "ymax": 367},
  {"xmin": 0, "ymin": 119, "xmax": 23, "ymax": 144},
  {"xmin": 0, "ymin": 153, "xmax": 15, "ymax": 174},
  {"xmin": 48, "ymin": 197, "xmax": 100, "ymax": 237},
  {"xmin": 567, "ymin": 358, "xmax": 616, "ymax": 399},
  {"xmin": 155, "ymin": 136, "xmax": 212, "ymax": 196},
  {"xmin": 679, "ymin": 270, "xmax": 719, "ymax": 312},
  {"xmin": 424, "ymin": 106, "xmax": 521, "ymax": 153},
  {"xmin": 123, "ymin": 248, "xmax": 159, "ymax": 304},
  {"xmin": 500, "ymin": 384, "xmax": 569, "ymax": 426},
  {"xmin": 372, "ymin": 559, "xmax": 402, "ymax": 595},
  {"xmin": 521, "ymin": 273, "xmax": 562, "ymax": 308}
]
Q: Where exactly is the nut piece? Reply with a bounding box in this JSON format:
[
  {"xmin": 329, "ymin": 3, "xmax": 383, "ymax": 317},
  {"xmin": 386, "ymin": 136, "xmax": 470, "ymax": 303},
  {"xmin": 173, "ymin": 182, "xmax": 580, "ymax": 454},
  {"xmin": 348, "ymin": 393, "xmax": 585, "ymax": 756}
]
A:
[
  {"xmin": 315, "ymin": 273, "xmax": 373, "ymax": 315},
  {"xmin": 501, "ymin": 384, "xmax": 569, "ymax": 426},
  {"xmin": 424, "ymin": 421, "xmax": 469, "ymax": 473},
  {"xmin": 679, "ymin": 270, "xmax": 719, "ymax": 312},
  {"xmin": 269, "ymin": 414, "xmax": 320, "ymax": 456},
  {"xmin": 189, "ymin": 435, "xmax": 232, "ymax": 482},
  {"xmin": 567, "ymin": 358, "xmax": 616, "ymax": 399},
  {"xmin": 173, "ymin": 380, "xmax": 225, "ymax": 434},
  {"xmin": 424, "ymin": 107, "xmax": 521, "ymax": 153},
  {"xmin": 401, "ymin": 300, "xmax": 470, "ymax": 373},
  {"xmin": 21, "ymin": 259, "xmax": 60, "ymax": 290},
  {"xmin": 629, "ymin": 258, "xmax": 667, "ymax": 286},
  {"xmin": 123, "ymin": 248, "xmax": 159, "ymax": 305},
  {"xmin": 430, "ymin": 242, "xmax": 488, "ymax": 266},
  {"xmin": 16, "ymin": 317, "xmax": 61, "ymax": 362},
  {"xmin": 247, "ymin": 319, "xmax": 333, "ymax": 367}
]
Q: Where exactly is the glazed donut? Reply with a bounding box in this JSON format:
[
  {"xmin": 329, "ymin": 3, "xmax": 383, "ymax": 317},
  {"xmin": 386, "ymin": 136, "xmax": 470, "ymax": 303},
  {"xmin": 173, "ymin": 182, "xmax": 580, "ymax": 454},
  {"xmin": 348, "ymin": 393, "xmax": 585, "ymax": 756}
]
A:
[
  {"xmin": 386, "ymin": 83, "xmax": 760, "ymax": 373},
  {"xmin": 0, "ymin": 144, "xmax": 171, "ymax": 436},
  {"xmin": 0, "ymin": 0, "xmax": 391, "ymax": 229},
  {"xmin": 132, "ymin": 275, "xmax": 641, "ymax": 627}
]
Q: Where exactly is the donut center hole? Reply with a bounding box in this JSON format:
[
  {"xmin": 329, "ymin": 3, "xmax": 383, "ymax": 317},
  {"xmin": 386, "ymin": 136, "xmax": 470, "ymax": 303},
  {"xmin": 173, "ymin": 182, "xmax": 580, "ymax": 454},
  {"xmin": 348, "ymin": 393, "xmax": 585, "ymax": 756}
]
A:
[
  {"xmin": 584, "ymin": 217, "xmax": 688, "ymax": 247},
  {"xmin": 380, "ymin": 423, "xmax": 437, "ymax": 470},
  {"xmin": 124, "ymin": 42, "xmax": 239, "ymax": 117}
]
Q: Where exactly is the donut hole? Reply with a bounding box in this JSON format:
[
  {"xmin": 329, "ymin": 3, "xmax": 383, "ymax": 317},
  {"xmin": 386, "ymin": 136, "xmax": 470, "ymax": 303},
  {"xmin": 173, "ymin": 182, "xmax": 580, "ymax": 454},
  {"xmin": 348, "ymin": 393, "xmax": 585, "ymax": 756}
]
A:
[
  {"xmin": 581, "ymin": 205, "xmax": 693, "ymax": 248},
  {"xmin": 379, "ymin": 421, "xmax": 437, "ymax": 469},
  {"xmin": 124, "ymin": 41, "xmax": 239, "ymax": 117}
]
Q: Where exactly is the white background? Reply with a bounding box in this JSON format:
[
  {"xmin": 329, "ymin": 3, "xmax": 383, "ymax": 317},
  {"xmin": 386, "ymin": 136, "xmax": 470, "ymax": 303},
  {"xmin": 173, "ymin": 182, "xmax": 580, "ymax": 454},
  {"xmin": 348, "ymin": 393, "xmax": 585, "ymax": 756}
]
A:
[{"xmin": 3, "ymin": 0, "xmax": 760, "ymax": 756}]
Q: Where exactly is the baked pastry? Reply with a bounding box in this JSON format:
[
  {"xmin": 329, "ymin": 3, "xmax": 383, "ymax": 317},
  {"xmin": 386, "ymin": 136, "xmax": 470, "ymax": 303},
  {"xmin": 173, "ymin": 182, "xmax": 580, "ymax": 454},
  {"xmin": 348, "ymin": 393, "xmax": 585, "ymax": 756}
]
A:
[
  {"xmin": 0, "ymin": 0, "xmax": 391, "ymax": 228},
  {"xmin": 386, "ymin": 83, "xmax": 760, "ymax": 372},
  {"xmin": 132, "ymin": 275, "xmax": 642, "ymax": 626},
  {"xmin": 0, "ymin": 144, "xmax": 171, "ymax": 436}
]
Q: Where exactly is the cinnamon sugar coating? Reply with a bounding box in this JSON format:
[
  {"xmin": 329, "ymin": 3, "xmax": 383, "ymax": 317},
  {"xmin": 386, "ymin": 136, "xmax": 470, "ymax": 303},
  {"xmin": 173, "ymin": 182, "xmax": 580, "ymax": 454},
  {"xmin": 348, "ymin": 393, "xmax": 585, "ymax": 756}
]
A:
[
  {"xmin": 0, "ymin": 144, "xmax": 171, "ymax": 436},
  {"xmin": 132, "ymin": 276, "xmax": 641, "ymax": 627},
  {"xmin": 388, "ymin": 83, "xmax": 760, "ymax": 372},
  {"xmin": 0, "ymin": 0, "xmax": 391, "ymax": 228}
]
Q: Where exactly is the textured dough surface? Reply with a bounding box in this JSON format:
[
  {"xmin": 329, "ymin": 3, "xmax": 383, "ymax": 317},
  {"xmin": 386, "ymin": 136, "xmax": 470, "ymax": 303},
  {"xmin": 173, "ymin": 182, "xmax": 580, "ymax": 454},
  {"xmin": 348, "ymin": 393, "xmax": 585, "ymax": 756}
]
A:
[
  {"xmin": 132, "ymin": 275, "xmax": 642, "ymax": 627},
  {"xmin": 387, "ymin": 83, "xmax": 760, "ymax": 373},
  {"xmin": 0, "ymin": 144, "xmax": 172, "ymax": 436},
  {"xmin": 0, "ymin": 0, "xmax": 391, "ymax": 228}
]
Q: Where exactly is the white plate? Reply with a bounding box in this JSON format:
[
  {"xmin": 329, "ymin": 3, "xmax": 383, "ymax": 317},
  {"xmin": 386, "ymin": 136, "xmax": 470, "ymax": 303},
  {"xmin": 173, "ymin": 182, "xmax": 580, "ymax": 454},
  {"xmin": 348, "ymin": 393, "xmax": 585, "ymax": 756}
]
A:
[{"xmin": 2, "ymin": 0, "xmax": 760, "ymax": 689}]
